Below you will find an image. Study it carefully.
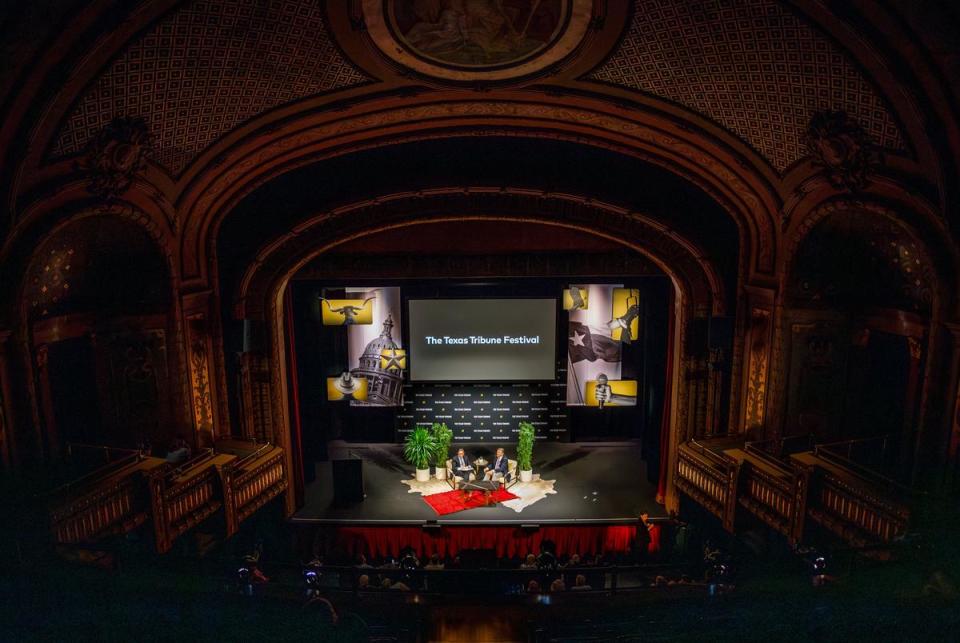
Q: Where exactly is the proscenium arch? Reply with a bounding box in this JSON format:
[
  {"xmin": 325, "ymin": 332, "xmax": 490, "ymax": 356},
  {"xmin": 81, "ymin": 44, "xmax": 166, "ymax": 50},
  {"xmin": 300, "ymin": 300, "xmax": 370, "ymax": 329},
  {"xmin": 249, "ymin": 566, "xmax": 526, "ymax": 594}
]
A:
[
  {"xmin": 234, "ymin": 192, "xmax": 725, "ymax": 321},
  {"xmin": 183, "ymin": 96, "xmax": 778, "ymax": 285},
  {"xmin": 231, "ymin": 201, "xmax": 726, "ymax": 515}
]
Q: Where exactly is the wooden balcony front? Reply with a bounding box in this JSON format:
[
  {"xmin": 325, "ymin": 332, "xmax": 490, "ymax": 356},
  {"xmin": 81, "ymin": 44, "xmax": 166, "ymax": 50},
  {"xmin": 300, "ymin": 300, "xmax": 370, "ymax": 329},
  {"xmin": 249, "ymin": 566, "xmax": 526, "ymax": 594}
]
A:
[
  {"xmin": 148, "ymin": 450, "xmax": 236, "ymax": 553},
  {"xmin": 220, "ymin": 442, "xmax": 288, "ymax": 538},
  {"xmin": 48, "ymin": 449, "xmax": 167, "ymax": 545},
  {"xmin": 675, "ymin": 439, "xmax": 739, "ymax": 531},
  {"xmin": 791, "ymin": 449, "xmax": 910, "ymax": 548},
  {"xmin": 677, "ymin": 437, "xmax": 910, "ymax": 550},
  {"xmin": 48, "ymin": 441, "xmax": 287, "ymax": 554}
]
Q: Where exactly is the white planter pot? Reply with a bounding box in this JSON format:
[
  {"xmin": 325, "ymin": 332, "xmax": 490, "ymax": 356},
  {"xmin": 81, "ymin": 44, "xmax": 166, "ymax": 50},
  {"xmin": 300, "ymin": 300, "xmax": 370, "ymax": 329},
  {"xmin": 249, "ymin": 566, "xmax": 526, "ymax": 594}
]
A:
[
  {"xmin": 519, "ymin": 469, "xmax": 533, "ymax": 483},
  {"xmin": 435, "ymin": 467, "xmax": 447, "ymax": 481},
  {"xmin": 415, "ymin": 468, "xmax": 431, "ymax": 482}
]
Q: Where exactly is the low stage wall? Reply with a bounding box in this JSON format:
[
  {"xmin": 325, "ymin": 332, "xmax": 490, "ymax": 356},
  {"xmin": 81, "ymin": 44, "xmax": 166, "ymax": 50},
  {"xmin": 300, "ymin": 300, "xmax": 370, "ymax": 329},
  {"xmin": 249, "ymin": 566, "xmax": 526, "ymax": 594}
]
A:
[{"xmin": 332, "ymin": 524, "xmax": 661, "ymax": 559}]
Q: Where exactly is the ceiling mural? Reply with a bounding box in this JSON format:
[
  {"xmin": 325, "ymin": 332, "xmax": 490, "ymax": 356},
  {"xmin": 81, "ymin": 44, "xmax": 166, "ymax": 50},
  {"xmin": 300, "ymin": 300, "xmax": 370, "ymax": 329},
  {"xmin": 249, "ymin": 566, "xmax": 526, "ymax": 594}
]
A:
[
  {"xmin": 51, "ymin": 0, "xmax": 370, "ymax": 174},
  {"xmin": 588, "ymin": 0, "xmax": 905, "ymax": 172},
  {"xmin": 362, "ymin": 0, "xmax": 593, "ymax": 81},
  {"xmin": 393, "ymin": 0, "xmax": 564, "ymax": 66}
]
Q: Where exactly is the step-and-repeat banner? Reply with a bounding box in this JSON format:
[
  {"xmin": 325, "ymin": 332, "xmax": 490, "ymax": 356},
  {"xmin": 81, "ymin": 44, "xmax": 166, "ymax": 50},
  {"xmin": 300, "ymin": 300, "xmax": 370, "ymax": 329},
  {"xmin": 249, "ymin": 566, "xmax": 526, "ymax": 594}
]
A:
[{"xmin": 396, "ymin": 380, "xmax": 569, "ymax": 442}]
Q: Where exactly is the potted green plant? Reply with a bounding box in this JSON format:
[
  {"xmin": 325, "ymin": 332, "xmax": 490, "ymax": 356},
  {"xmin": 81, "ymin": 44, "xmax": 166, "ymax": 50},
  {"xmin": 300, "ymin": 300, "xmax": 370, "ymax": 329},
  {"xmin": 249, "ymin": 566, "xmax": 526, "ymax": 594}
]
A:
[
  {"xmin": 431, "ymin": 422, "xmax": 453, "ymax": 480},
  {"xmin": 404, "ymin": 426, "xmax": 437, "ymax": 482},
  {"xmin": 516, "ymin": 421, "xmax": 535, "ymax": 482}
]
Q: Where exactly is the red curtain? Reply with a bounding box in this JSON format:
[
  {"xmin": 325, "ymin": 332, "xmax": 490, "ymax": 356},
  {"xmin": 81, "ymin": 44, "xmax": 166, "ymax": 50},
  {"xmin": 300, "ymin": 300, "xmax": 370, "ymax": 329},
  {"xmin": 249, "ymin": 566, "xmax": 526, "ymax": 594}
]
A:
[
  {"xmin": 334, "ymin": 524, "xmax": 660, "ymax": 560},
  {"xmin": 284, "ymin": 289, "xmax": 306, "ymax": 503},
  {"xmin": 656, "ymin": 290, "xmax": 676, "ymax": 504}
]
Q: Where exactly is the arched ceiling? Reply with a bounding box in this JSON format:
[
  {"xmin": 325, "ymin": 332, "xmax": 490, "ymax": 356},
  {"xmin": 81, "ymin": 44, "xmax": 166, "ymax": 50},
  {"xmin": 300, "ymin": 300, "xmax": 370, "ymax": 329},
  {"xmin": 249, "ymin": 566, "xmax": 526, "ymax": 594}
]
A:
[
  {"xmin": 39, "ymin": 0, "xmax": 909, "ymax": 178},
  {"xmin": 52, "ymin": 0, "xmax": 370, "ymax": 173},
  {"xmin": 327, "ymin": 220, "xmax": 624, "ymax": 255},
  {"xmin": 588, "ymin": 0, "xmax": 905, "ymax": 172},
  {"xmin": 1, "ymin": 0, "xmax": 959, "ymax": 309}
]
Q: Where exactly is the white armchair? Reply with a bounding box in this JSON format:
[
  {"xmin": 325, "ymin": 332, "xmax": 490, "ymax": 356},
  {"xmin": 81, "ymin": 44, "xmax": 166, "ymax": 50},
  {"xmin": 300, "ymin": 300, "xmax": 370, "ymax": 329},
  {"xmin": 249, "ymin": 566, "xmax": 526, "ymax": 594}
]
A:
[
  {"xmin": 445, "ymin": 458, "xmax": 474, "ymax": 489},
  {"xmin": 483, "ymin": 459, "xmax": 519, "ymax": 488}
]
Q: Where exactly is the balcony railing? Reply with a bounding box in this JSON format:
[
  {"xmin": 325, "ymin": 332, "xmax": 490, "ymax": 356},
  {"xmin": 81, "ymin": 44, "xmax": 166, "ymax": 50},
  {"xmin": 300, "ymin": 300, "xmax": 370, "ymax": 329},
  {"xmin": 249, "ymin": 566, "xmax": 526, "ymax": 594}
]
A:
[
  {"xmin": 678, "ymin": 436, "xmax": 912, "ymax": 550},
  {"xmin": 47, "ymin": 441, "xmax": 288, "ymax": 554}
]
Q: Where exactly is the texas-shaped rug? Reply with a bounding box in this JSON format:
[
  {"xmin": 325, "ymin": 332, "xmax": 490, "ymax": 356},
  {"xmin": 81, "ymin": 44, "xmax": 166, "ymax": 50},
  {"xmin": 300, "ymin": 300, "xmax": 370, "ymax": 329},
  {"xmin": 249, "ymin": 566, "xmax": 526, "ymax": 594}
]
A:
[{"xmin": 421, "ymin": 487, "xmax": 519, "ymax": 516}]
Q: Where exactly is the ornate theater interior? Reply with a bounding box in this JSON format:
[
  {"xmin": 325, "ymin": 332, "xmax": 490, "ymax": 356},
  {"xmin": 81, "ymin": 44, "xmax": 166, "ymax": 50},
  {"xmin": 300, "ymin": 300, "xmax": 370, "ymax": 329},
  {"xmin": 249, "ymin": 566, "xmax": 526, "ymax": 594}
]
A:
[{"xmin": 2, "ymin": 1, "xmax": 960, "ymax": 640}]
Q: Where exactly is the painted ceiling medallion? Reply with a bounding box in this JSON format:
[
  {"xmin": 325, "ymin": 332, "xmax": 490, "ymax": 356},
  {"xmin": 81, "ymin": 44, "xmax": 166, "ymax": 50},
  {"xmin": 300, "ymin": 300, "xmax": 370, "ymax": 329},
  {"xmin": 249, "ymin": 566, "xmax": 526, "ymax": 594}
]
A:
[{"xmin": 363, "ymin": 0, "xmax": 593, "ymax": 81}]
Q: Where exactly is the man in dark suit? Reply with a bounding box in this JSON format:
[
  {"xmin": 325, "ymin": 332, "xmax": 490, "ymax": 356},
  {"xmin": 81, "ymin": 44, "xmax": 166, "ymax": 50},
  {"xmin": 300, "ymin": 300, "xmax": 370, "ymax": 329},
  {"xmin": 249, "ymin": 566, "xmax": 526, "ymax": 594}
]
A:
[
  {"xmin": 484, "ymin": 447, "xmax": 511, "ymax": 483},
  {"xmin": 452, "ymin": 448, "xmax": 473, "ymax": 482}
]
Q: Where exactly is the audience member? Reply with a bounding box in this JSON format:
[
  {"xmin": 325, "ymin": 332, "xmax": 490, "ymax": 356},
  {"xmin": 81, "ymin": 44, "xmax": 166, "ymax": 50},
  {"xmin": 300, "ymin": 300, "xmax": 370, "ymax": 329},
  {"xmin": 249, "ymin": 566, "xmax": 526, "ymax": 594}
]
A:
[
  {"xmin": 400, "ymin": 549, "xmax": 420, "ymax": 570},
  {"xmin": 165, "ymin": 435, "xmax": 192, "ymax": 464},
  {"xmin": 527, "ymin": 580, "xmax": 541, "ymax": 593},
  {"xmin": 632, "ymin": 513, "xmax": 653, "ymax": 563},
  {"xmin": 356, "ymin": 554, "xmax": 373, "ymax": 569},
  {"xmin": 549, "ymin": 579, "xmax": 565, "ymax": 592},
  {"xmin": 302, "ymin": 596, "xmax": 338, "ymax": 625},
  {"xmin": 357, "ymin": 574, "xmax": 370, "ymax": 590},
  {"xmin": 571, "ymin": 574, "xmax": 591, "ymax": 591},
  {"xmin": 519, "ymin": 554, "xmax": 538, "ymax": 570},
  {"xmin": 424, "ymin": 553, "xmax": 445, "ymax": 570},
  {"xmin": 243, "ymin": 554, "xmax": 269, "ymax": 584}
]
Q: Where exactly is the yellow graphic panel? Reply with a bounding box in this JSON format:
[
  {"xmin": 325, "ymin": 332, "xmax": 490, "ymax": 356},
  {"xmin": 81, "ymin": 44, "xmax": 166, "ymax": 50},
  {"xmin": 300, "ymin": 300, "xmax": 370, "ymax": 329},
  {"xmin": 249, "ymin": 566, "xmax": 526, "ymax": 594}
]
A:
[
  {"xmin": 380, "ymin": 348, "xmax": 407, "ymax": 371},
  {"xmin": 320, "ymin": 297, "xmax": 375, "ymax": 325},
  {"xmin": 327, "ymin": 374, "xmax": 368, "ymax": 401},
  {"xmin": 610, "ymin": 288, "xmax": 640, "ymax": 342},
  {"xmin": 585, "ymin": 379, "xmax": 637, "ymax": 407},
  {"xmin": 562, "ymin": 287, "xmax": 589, "ymax": 311}
]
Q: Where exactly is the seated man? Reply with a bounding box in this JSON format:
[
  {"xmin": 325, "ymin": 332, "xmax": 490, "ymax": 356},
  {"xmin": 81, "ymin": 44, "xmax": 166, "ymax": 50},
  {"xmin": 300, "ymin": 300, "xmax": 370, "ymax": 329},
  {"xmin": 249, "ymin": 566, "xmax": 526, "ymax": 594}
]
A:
[
  {"xmin": 452, "ymin": 448, "xmax": 474, "ymax": 482},
  {"xmin": 484, "ymin": 447, "xmax": 511, "ymax": 483}
]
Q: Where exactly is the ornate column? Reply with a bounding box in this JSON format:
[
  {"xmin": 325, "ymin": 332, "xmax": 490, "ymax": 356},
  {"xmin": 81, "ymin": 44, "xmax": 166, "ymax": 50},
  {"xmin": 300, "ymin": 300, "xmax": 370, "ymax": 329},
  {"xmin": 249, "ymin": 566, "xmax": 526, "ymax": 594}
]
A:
[
  {"xmin": 34, "ymin": 344, "xmax": 60, "ymax": 459},
  {"xmin": 739, "ymin": 286, "xmax": 776, "ymax": 438},
  {"xmin": 238, "ymin": 351, "xmax": 273, "ymax": 442},
  {"xmin": 181, "ymin": 291, "xmax": 231, "ymax": 447},
  {"xmin": 184, "ymin": 313, "xmax": 216, "ymax": 448},
  {"xmin": 685, "ymin": 314, "xmax": 710, "ymax": 439},
  {"xmin": 181, "ymin": 292, "xmax": 217, "ymax": 448}
]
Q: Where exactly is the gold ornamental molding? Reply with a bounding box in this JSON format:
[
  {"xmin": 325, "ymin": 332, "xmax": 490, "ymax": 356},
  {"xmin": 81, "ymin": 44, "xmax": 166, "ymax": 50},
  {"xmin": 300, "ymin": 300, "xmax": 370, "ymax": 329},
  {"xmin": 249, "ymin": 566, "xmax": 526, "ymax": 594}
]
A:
[{"xmin": 183, "ymin": 99, "xmax": 778, "ymax": 280}]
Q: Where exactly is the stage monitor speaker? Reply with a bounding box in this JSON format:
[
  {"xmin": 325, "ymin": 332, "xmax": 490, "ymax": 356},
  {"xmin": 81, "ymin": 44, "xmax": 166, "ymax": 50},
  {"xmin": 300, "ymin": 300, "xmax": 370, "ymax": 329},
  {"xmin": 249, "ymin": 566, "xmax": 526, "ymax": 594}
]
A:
[{"xmin": 332, "ymin": 459, "xmax": 364, "ymax": 504}]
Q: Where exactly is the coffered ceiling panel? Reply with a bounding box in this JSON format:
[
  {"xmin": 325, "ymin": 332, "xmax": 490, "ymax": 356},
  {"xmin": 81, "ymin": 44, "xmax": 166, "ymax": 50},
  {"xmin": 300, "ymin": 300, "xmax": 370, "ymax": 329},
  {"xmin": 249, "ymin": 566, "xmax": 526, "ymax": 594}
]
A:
[
  {"xmin": 52, "ymin": 0, "xmax": 369, "ymax": 174},
  {"xmin": 588, "ymin": 0, "xmax": 905, "ymax": 172}
]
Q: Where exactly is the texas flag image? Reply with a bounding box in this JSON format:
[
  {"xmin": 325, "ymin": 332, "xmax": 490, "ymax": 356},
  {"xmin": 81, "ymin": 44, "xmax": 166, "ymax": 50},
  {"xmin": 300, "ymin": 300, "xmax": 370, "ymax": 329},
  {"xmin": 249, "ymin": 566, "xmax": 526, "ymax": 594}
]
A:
[
  {"xmin": 567, "ymin": 322, "xmax": 621, "ymax": 364},
  {"xmin": 565, "ymin": 284, "xmax": 625, "ymax": 405}
]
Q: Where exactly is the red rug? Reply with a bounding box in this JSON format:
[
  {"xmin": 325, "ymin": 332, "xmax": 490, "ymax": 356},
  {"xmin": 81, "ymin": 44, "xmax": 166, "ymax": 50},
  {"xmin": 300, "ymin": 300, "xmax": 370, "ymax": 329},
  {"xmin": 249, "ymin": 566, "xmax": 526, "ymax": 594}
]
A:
[{"xmin": 422, "ymin": 487, "xmax": 519, "ymax": 515}]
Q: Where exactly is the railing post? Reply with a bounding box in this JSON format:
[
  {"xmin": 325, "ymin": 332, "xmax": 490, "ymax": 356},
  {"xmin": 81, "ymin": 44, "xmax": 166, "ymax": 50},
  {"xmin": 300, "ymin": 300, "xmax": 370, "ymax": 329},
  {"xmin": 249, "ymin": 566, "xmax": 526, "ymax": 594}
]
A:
[
  {"xmin": 148, "ymin": 468, "xmax": 171, "ymax": 554},
  {"xmin": 789, "ymin": 463, "xmax": 812, "ymax": 545},
  {"xmin": 722, "ymin": 459, "xmax": 742, "ymax": 532},
  {"xmin": 217, "ymin": 463, "xmax": 239, "ymax": 538}
]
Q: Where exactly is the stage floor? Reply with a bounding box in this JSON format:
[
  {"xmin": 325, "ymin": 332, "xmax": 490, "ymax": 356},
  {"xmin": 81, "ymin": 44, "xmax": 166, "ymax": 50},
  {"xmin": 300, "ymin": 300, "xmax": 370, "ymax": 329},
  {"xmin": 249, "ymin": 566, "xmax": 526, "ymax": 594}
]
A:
[{"xmin": 292, "ymin": 441, "xmax": 665, "ymax": 525}]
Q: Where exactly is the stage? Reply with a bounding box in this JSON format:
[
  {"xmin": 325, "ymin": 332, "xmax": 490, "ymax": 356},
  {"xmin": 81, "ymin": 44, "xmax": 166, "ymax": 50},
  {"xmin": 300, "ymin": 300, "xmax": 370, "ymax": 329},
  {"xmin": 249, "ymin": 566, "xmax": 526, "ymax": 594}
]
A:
[{"xmin": 292, "ymin": 441, "xmax": 664, "ymax": 526}]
